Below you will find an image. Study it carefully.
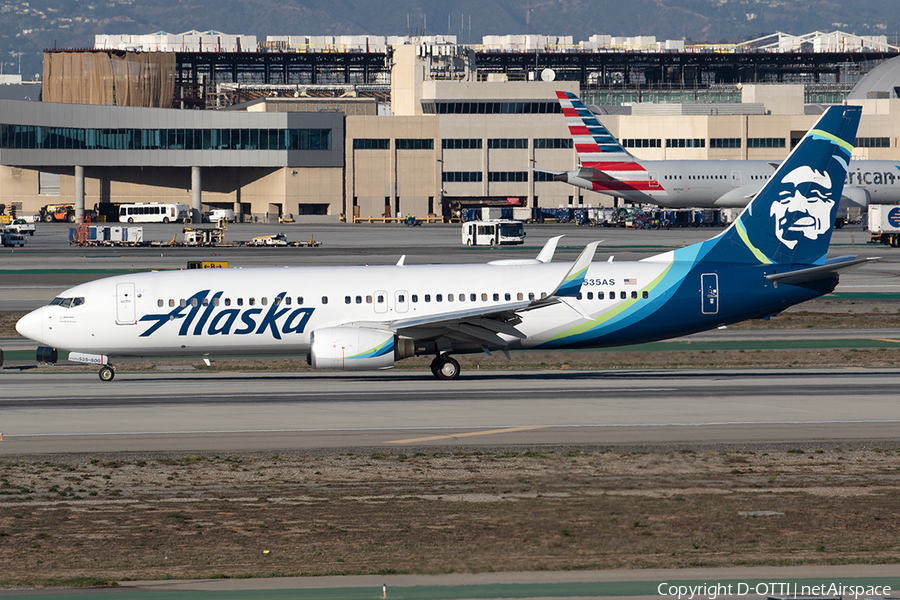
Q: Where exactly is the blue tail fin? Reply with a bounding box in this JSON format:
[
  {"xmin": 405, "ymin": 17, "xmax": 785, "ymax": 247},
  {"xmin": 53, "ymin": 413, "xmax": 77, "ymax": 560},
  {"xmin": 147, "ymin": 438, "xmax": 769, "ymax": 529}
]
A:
[{"xmin": 707, "ymin": 105, "xmax": 861, "ymax": 266}]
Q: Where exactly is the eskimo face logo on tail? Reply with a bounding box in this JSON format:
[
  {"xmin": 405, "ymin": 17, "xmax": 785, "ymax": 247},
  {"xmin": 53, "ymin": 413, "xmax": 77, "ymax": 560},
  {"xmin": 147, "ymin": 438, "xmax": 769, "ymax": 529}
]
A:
[
  {"xmin": 138, "ymin": 290, "xmax": 314, "ymax": 339},
  {"xmin": 770, "ymin": 166, "xmax": 835, "ymax": 250}
]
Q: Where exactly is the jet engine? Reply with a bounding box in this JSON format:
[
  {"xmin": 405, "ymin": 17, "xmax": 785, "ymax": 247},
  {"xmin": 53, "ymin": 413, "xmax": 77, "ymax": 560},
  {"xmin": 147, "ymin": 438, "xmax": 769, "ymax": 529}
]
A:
[{"xmin": 309, "ymin": 327, "xmax": 414, "ymax": 371}]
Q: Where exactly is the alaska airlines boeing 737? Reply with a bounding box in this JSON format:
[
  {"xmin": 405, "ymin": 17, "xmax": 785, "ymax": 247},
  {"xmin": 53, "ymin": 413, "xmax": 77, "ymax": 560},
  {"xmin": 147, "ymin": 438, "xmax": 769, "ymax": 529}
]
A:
[
  {"xmin": 546, "ymin": 91, "xmax": 899, "ymax": 212},
  {"xmin": 15, "ymin": 105, "xmax": 870, "ymax": 381}
]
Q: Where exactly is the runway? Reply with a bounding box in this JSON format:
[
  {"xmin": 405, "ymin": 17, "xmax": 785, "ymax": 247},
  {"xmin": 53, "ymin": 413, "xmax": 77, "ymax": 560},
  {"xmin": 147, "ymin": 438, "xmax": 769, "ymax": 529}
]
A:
[{"xmin": 2, "ymin": 368, "xmax": 898, "ymax": 455}]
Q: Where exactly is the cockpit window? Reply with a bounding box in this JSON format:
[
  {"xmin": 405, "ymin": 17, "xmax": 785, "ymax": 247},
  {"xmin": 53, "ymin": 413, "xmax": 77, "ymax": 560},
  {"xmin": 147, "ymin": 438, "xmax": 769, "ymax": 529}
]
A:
[{"xmin": 48, "ymin": 297, "xmax": 85, "ymax": 308}]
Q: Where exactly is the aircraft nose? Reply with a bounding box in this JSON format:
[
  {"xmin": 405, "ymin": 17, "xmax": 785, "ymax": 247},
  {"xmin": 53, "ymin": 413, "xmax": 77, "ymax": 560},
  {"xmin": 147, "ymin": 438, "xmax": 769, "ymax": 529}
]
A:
[{"xmin": 16, "ymin": 308, "xmax": 44, "ymax": 344}]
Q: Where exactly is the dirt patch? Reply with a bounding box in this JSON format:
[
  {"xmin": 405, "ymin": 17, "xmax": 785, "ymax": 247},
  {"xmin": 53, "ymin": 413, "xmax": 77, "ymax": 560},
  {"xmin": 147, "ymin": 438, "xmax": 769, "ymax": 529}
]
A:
[{"xmin": 1, "ymin": 447, "xmax": 899, "ymax": 585}]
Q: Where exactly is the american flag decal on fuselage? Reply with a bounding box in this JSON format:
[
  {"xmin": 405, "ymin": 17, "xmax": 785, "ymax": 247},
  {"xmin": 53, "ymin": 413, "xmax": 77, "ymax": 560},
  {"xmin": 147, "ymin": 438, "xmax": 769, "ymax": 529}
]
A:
[{"xmin": 556, "ymin": 91, "xmax": 665, "ymax": 198}]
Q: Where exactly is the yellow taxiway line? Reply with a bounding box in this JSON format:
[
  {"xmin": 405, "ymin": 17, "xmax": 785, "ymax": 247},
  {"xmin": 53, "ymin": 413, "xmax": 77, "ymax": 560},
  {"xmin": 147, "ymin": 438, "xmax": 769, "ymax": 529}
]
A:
[{"xmin": 385, "ymin": 426, "xmax": 547, "ymax": 445}]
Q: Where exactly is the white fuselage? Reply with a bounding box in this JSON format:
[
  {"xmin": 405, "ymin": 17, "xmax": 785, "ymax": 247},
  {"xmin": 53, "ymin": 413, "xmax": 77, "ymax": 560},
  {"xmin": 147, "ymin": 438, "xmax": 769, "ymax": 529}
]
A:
[{"xmin": 19, "ymin": 260, "xmax": 675, "ymax": 358}]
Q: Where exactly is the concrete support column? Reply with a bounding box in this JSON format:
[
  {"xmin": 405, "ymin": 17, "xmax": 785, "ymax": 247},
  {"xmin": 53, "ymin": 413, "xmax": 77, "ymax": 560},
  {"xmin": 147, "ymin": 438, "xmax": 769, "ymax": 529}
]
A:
[
  {"xmin": 74, "ymin": 166, "xmax": 85, "ymax": 224},
  {"xmin": 191, "ymin": 166, "xmax": 202, "ymax": 223}
]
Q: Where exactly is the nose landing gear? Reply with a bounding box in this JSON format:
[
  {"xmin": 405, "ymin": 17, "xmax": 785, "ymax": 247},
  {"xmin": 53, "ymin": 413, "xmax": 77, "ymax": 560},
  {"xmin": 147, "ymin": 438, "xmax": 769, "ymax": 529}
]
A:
[
  {"xmin": 98, "ymin": 365, "xmax": 116, "ymax": 382},
  {"xmin": 430, "ymin": 354, "xmax": 460, "ymax": 380}
]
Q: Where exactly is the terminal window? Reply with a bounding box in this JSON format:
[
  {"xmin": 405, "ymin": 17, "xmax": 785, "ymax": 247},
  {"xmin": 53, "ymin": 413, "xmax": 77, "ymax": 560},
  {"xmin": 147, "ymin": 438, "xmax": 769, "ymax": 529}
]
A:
[
  {"xmin": 533, "ymin": 138, "xmax": 573, "ymax": 149},
  {"xmin": 442, "ymin": 139, "xmax": 482, "ymax": 149},
  {"xmin": 665, "ymin": 138, "xmax": 705, "ymax": 148},
  {"xmin": 747, "ymin": 138, "xmax": 786, "ymax": 148},
  {"xmin": 488, "ymin": 138, "xmax": 527, "ymax": 149},
  {"xmin": 0, "ymin": 125, "xmax": 332, "ymax": 152},
  {"xmin": 353, "ymin": 138, "xmax": 389, "ymax": 150},
  {"xmin": 422, "ymin": 101, "xmax": 562, "ymax": 115},
  {"xmin": 395, "ymin": 138, "xmax": 434, "ymax": 150},
  {"xmin": 623, "ymin": 138, "xmax": 661, "ymax": 148},
  {"xmin": 442, "ymin": 172, "xmax": 483, "ymax": 182},
  {"xmin": 488, "ymin": 171, "xmax": 528, "ymax": 182},
  {"xmin": 856, "ymin": 137, "xmax": 890, "ymax": 148},
  {"xmin": 710, "ymin": 138, "xmax": 741, "ymax": 148}
]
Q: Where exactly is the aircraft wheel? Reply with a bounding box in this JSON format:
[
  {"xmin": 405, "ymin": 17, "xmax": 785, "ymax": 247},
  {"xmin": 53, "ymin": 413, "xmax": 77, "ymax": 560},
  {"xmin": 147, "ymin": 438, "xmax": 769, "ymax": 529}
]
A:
[
  {"xmin": 433, "ymin": 356, "xmax": 460, "ymax": 380},
  {"xmin": 98, "ymin": 366, "xmax": 115, "ymax": 382}
]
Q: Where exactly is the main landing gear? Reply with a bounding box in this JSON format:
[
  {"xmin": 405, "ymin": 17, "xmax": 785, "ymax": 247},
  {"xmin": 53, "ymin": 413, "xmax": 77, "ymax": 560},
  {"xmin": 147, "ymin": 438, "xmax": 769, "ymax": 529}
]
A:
[
  {"xmin": 430, "ymin": 354, "xmax": 460, "ymax": 380},
  {"xmin": 98, "ymin": 365, "xmax": 116, "ymax": 382}
]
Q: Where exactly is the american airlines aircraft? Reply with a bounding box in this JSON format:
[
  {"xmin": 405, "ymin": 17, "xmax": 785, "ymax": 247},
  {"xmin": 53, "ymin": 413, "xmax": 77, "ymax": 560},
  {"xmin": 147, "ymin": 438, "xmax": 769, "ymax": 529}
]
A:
[
  {"xmin": 547, "ymin": 91, "xmax": 899, "ymax": 212},
  {"xmin": 15, "ymin": 105, "xmax": 869, "ymax": 381}
]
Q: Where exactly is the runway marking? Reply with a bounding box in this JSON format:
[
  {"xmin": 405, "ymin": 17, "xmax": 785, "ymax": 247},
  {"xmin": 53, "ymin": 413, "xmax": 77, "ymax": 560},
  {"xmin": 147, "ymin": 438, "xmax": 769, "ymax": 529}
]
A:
[
  {"xmin": 384, "ymin": 426, "xmax": 548, "ymax": 445},
  {"xmin": 4, "ymin": 420, "xmax": 900, "ymax": 439}
]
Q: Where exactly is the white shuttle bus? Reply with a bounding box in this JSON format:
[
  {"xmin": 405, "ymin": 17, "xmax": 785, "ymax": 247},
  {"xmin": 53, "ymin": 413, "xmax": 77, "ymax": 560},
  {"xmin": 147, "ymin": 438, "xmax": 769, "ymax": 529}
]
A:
[
  {"xmin": 462, "ymin": 220, "xmax": 525, "ymax": 246},
  {"xmin": 119, "ymin": 203, "xmax": 189, "ymax": 224}
]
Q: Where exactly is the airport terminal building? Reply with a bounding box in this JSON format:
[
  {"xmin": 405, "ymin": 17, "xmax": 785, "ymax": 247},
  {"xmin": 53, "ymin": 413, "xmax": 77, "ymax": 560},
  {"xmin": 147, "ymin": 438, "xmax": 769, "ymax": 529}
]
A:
[{"xmin": 4, "ymin": 44, "xmax": 900, "ymax": 222}]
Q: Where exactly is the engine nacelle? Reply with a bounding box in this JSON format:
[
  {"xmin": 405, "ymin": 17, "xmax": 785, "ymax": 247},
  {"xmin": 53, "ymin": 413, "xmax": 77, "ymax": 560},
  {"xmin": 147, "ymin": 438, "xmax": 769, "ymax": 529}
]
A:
[{"xmin": 310, "ymin": 327, "xmax": 414, "ymax": 371}]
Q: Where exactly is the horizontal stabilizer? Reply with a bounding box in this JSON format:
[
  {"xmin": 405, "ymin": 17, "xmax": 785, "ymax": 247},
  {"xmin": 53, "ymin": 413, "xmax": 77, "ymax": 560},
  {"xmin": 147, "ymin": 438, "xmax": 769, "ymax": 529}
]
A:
[{"xmin": 765, "ymin": 256, "xmax": 876, "ymax": 285}]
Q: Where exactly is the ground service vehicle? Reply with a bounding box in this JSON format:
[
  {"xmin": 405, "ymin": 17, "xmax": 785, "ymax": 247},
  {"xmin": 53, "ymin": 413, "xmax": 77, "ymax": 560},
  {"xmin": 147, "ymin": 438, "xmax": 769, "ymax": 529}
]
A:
[
  {"xmin": 461, "ymin": 220, "xmax": 525, "ymax": 246},
  {"xmin": 1, "ymin": 228, "xmax": 26, "ymax": 247},
  {"xmin": 868, "ymin": 205, "xmax": 900, "ymax": 246},
  {"xmin": 206, "ymin": 209, "xmax": 236, "ymax": 223},
  {"xmin": 40, "ymin": 204, "xmax": 75, "ymax": 223},
  {"xmin": 246, "ymin": 233, "xmax": 288, "ymax": 246},
  {"xmin": 119, "ymin": 203, "xmax": 189, "ymax": 224},
  {"xmin": 8, "ymin": 218, "xmax": 36, "ymax": 235}
]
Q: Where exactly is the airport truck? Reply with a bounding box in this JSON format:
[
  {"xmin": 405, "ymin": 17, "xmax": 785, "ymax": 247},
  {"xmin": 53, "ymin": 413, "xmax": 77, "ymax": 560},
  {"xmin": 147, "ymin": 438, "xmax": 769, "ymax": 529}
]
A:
[
  {"xmin": 1, "ymin": 228, "xmax": 27, "ymax": 247},
  {"xmin": 868, "ymin": 205, "xmax": 900, "ymax": 247},
  {"xmin": 7, "ymin": 218, "xmax": 36, "ymax": 235}
]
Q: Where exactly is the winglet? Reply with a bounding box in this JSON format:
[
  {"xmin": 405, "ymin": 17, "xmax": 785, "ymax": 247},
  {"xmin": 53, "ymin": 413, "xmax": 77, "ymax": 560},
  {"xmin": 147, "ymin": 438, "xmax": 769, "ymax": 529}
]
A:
[
  {"xmin": 551, "ymin": 241, "xmax": 599, "ymax": 298},
  {"xmin": 536, "ymin": 235, "xmax": 564, "ymax": 263}
]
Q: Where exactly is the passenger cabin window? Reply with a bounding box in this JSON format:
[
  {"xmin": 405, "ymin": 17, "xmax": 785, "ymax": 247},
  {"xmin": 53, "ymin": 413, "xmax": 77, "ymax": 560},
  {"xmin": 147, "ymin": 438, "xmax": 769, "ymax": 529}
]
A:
[
  {"xmin": 225, "ymin": 298, "xmax": 231, "ymax": 306},
  {"xmin": 322, "ymin": 296, "xmax": 328, "ymax": 304},
  {"xmin": 158, "ymin": 299, "xmax": 164, "ymax": 307}
]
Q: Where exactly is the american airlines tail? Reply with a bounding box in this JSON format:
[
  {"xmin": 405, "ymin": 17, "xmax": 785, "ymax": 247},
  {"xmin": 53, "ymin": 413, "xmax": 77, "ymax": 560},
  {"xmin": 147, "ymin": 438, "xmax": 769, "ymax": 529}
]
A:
[
  {"xmin": 549, "ymin": 91, "xmax": 665, "ymax": 200},
  {"xmin": 557, "ymin": 90, "xmax": 636, "ymax": 165}
]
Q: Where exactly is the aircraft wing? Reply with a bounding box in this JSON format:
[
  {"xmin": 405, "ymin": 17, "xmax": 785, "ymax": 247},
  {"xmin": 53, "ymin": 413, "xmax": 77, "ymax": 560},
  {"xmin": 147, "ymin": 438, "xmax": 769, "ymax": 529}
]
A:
[
  {"xmin": 338, "ymin": 242, "xmax": 600, "ymax": 347},
  {"xmin": 765, "ymin": 256, "xmax": 877, "ymax": 285}
]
